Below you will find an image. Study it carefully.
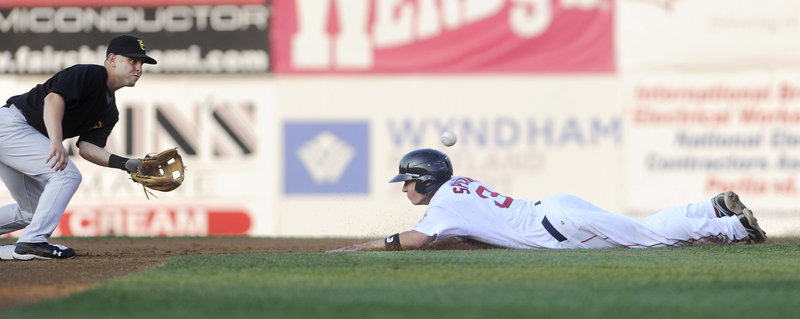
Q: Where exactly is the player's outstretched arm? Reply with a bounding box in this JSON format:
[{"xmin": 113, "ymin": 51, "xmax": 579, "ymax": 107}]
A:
[
  {"xmin": 77, "ymin": 141, "xmax": 142, "ymax": 173},
  {"xmin": 327, "ymin": 230, "xmax": 435, "ymax": 252},
  {"xmin": 76, "ymin": 141, "xmax": 113, "ymax": 166}
]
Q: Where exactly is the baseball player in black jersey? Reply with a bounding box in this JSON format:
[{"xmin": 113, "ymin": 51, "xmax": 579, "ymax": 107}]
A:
[{"xmin": 0, "ymin": 35, "xmax": 157, "ymax": 260}]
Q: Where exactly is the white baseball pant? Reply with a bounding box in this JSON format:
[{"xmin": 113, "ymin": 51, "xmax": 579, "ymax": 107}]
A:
[
  {"xmin": 0, "ymin": 105, "xmax": 82, "ymax": 243},
  {"xmin": 539, "ymin": 194, "xmax": 750, "ymax": 248}
]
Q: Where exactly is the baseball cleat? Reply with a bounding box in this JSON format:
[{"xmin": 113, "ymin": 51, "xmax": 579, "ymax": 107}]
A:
[
  {"xmin": 12, "ymin": 242, "xmax": 76, "ymax": 260},
  {"xmin": 0, "ymin": 245, "xmax": 16, "ymax": 260},
  {"xmin": 738, "ymin": 208, "xmax": 767, "ymax": 243},
  {"xmin": 712, "ymin": 191, "xmax": 749, "ymax": 218}
]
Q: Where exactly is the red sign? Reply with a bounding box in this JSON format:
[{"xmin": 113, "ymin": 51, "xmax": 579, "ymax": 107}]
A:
[
  {"xmin": 1, "ymin": 0, "xmax": 264, "ymax": 8},
  {"xmin": 271, "ymin": 0, "xmax": 614, "ymax": 73},
  {"xmin": 56, "ymin": 207, "xmax": 252, "ymax": 236}
]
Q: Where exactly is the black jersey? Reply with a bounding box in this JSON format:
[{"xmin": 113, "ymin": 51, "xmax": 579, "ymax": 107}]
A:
[{"xmin": 6, "ymin": 64, "xmax": 118, "ymax": 148}]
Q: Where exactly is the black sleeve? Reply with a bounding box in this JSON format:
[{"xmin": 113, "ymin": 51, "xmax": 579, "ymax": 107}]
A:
[
  {"xmin": 77, "ymin": 123, "xmax": 114, "ymax": 148},
  {"xmin": 48, "ymin": 65, "xmax": 98, "ymax": 109},
  {"xmin": 77, "ymin": 109, "xmax": 118, "ymax": 148}
]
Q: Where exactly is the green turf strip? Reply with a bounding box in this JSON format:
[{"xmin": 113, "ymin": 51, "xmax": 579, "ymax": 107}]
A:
[{"xmin": 4, "ymin": 242, "xmax": 800, "ymax": 319}]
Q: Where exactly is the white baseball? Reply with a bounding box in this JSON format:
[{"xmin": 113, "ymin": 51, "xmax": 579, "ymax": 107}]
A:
[{"xmin": 440, "ymin": 131, "xmax": 457, "ymax": 147}]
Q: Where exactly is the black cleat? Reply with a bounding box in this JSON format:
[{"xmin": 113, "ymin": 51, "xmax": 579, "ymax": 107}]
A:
[
  {"xmin": 712, "ymin": 191, "xmax": 749, "ymax": 217},
  {"xmin": 738, "ymin": 208, "xmax": 767, "ymax": 243},
  {"xmin": 13, "ymin": 242, "xmax": 76, "ymax": 260}
]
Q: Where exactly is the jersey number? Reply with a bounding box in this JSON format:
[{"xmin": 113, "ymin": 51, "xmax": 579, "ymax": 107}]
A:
[{"xmin": 476, "ymin": 186, "xmax": 513, "ymax": 208}]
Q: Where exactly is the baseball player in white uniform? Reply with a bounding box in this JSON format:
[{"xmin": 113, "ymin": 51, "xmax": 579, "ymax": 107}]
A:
[
  {"xmin": 329, "ymin": 149, "xmax": 767, "ymax": 252},
  {"xmin": 0, "ymin": 35, "xmax": 156, "ymax": 260}
]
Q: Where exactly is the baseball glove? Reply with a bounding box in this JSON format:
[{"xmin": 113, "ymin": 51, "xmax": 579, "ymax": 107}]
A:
[{"xmin": 130, "ymin": 148, "xmax": 185, "ymax": 199}]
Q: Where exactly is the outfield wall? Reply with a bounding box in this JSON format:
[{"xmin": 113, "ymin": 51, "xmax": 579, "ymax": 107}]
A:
[
  {"xmin": 0, "ymin": 75, "xmax": 276, "ymax": 237},
  {"xmin": 1, "ymin": 0, "xmax": 799, "ymax": 238},
  {"xmin": 274, "ymin": 75, "xmax": 622, "ymax": 237},
  {"xmin": 3, "ymin": 73, "xmax": 798, "ymax": 237}
]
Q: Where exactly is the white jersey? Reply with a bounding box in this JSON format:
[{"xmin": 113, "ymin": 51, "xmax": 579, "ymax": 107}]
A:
[
  {"xmin": 413, "ymin": 176, "xmax": 558, "ymax": 248},
  {"xmin": 412, "ymin": 176, "xmax": 750, "ymax": 249}
]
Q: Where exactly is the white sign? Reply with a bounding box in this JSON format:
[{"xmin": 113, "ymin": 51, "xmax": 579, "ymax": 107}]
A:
[
  {"xmin": 618, "ymin": 0, "xmax": 800, "ymax": 71},
  {"xmin": 624, "ymin": 71, "xmax": 800, "ymax": 235}
]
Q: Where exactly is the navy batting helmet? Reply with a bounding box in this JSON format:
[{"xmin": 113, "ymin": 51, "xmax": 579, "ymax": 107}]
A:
[{"xmin": 389, "ymin": 149, "xmax": 453, "ymax": 194}]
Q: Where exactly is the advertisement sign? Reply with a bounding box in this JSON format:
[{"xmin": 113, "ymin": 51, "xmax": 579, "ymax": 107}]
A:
[
  {"xmin": 271, "ymin": 0, "xmax": 614, "ymax": 73},
  {"xmin": 0, "ymin": 0, "xmax": 270, "ymax": 74},
  {"xmin": 618, "ymin": 0, "xmax": 800, "ymax": 70},
  {"xmin": 273, "ymin": 76, "xmax": 622, "ymax": 236},
  {"xmin": 0, "ymin": 75, "xmax": 275, "ymax": 237},
  {"xmin": 624, "ymin": 72, "xmax": 800, "ymax": 235},
  {"xmin": 58, "ymin": 206, "xmax": 252, "ymax": 236},
  {"xmin": 284, "ymin": 122, "xmax": 370, "ymax": 194}
]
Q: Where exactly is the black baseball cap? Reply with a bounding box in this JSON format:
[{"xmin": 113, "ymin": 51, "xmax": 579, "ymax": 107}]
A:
[{"xmin": 106, "ymin": 35, "xmax": 157, "ymax": 64}]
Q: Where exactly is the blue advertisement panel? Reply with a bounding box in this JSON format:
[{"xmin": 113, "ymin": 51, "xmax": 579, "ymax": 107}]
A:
[{"xmin": 283, "ymin": 122, "xmax": 369, "ymax": 194}]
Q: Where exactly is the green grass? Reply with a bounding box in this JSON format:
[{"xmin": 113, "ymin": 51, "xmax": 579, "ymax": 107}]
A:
[{"xmin": 5, "ymin": 242, "xmax": 800, "ymax": 319}]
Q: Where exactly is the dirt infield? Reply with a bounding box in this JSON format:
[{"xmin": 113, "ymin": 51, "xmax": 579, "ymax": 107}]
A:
[
  {"xmin": 0, "ymin": 237, "xmax": 363, "ymax": 310},
  {"xmin": 0, "ymin": 236, "xmax": 495, "ymax": 311}
]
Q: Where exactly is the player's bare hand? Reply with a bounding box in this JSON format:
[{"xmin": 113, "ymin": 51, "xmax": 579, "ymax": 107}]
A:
[
  {"xmin": 326, "ymin": 246, "xmax": 356, "ymax": 253},
  {"xmin": 326, "ymin": 239, "xmax": 387, "ymax": 252},
  {"xmin": 46, "ymin": 141, "xmax": 69, "ymax": 171},
  {"xmin": 326, "ymin": 244, "xmax": 367, "ymax": 253}
]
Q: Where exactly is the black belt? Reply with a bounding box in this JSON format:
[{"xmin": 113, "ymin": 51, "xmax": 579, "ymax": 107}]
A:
[
  {"xmin": 536, "ymin": 201, "xmax": 567, "ymax": 242},
  {"xmin": 542, "ymin": 216, "xmax": 567, "ymax": 242}
]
